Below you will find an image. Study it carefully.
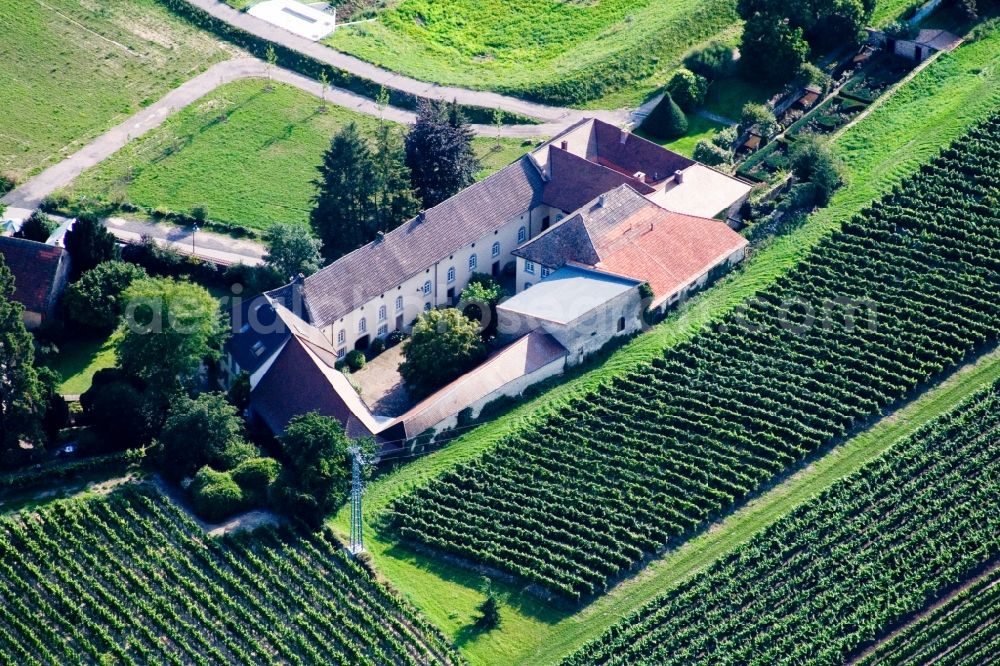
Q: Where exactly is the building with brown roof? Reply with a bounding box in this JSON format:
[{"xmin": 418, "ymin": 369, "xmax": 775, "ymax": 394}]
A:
[
  {"xmin": 259, "ymin": 118, "xmax": 750, "ymax": 361},
  {"xmin": 0, "ymin": 236, "xmax": 70, "ymax": 330},
  {"xmin": 513, "ymin": 185, "xmax": 748, "ymax": 306},
  {"xmin": 235, "ymin": 118, "xmax": 753, "ymax": 448}
]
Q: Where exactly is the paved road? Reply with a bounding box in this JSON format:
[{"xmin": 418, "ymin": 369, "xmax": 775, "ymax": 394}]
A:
[
  {"xmin": 1, "ymin": 56, "xmax": 645, "ymax": 212},
  {"xmin": 184, "ymin": 0, "xmax": 639, "ymax": 126},
  {"xmin": 105, "ymin": 216, "xmax": 265, "ymax": 266}
]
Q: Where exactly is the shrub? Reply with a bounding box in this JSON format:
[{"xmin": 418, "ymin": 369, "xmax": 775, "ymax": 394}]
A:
[
  {"xmin": 683, "ymin": 41, "xmax": 735, "ymax": 80},
  {"xmin": 370, "ymin": 337, "xmax": 386, "ymax": 356},
  {"xmin": 190, "ymin": 467, "xmax": 246, "ymax": 522},
  {"xmin": 740, "ymin": 103, "xmax": 779, "ymax": 138},
  {"xmin": 386, "ymin": 330, "xmax": 406, "ymax": 347},
  {"xmin": 79, "ymin": 370, "xmax": 158, "ymax": 452},
  {"xmin": 665, "ymin": 68, "xmax": 708, "ymax": 112},
  {"xmin": 14, "ymin": 212, "xmax": 56, "ymax": 243},
  {"xmin": 693, "ymin": 140, "xmax": 729, "ymax": 166},
  {"xmin": 640, "ymin": 93, "xmax": 688, "ymax": 141},
  {"xmin": 345, "ymin": 350, "xmax": 366, "ymax": 372},
  {"xmin": 231, "ymin": 456, "xmax": 282, "ymax": 504},
  {"xmin": 63, "ymin": 261, "xmax": 148, "ymax": 331}
]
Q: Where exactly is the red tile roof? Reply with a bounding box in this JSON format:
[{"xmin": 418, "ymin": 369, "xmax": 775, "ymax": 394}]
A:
[
  {"xmin": 0, "ymin": 237, "xmax": 68, "ymax": 316},
  {"xmin": 541, "ymin": 147, "xmax": 654, "ymax": 214},
  {"xmin": 596, "ymin": 203, "xmax": 748, "ymax": 306}
]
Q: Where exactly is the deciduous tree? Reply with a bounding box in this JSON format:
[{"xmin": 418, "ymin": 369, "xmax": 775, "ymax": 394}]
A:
[
  {"xmin": 272, "ymin": 412, "xmax": 373, "ymax": 528},
  {"xmin": 115, "ymin": 277, "xmax": 224, "ymax": 395},
  {"xmin": 0, "ymin": 258, "xmax": 43, "ymax": 464},
  {"xmin": 63, "ymin": 260, "xmax": 148, "ymax": 331},
  {"xmin": 399, "ymin": 308, "xmax": 487, "ymax": 400},
  {"xmin": 263, "ymin": 223, "xmax": 323, "ymax": 280},
  {"xmin": 158, "ymin": 392, "xmax": 254, "ymax": 481}
]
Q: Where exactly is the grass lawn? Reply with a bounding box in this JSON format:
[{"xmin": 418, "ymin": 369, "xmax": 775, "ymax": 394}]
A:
[
  {"xmin": 871, "ymin": 0, "xmax": 923, "ymax": 27},
  {"xmin": 636, "ymin": 114, "xmax": 728, "ymax": 157},
  {"xmin": 329, "ymin": 24, "xmax": 1000, "ymax": 665},
  {"xmin": 0, "ymin": 0, "xmax": 234, "ymax": 182},
  {"xmin": 43, "ymin": 334, "xmax": 118, "ymax": 395},
  {"xmin": 328, "ymin": 0, "xmax": 740, "ymax": 108},
  {"xmin": 67, "ymin": 79, "xmax": 540, "ymax": 232}
]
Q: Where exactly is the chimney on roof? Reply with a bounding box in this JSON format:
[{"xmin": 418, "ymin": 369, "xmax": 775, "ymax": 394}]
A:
[
  {"xmin": 620, "ymin": 131, "xmax": 628, "ymax": 145},
  {"xmin": 633, "ymin": 171, "xmax": 646, "ymax": 182},
  {"xmin": 596, "ymin": 194, "xmax": 606, "ymax": 208},
  {"xmin": 560, "ymin": 140, "xmax": 568, "ymax": 150},
  {"xmin": 417, "ymin": 210, "xmax": 426, "ymax": 223},
  {"xmin": 375, "ymin": 231, "xmax": 385, "ymax": 242},
  {"xmin": 674, "ymin": 169, "xmax": 684, "ymax": 184}
]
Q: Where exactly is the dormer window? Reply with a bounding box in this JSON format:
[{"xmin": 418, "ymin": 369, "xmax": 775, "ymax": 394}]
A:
[{"xmin": 251, "ymin": 341, "xmax": 265, "ymax": 357}]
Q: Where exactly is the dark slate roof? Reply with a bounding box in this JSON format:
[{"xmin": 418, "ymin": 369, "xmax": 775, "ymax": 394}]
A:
[
  {"xmin": 285, "ymin": 157, "xmax": 545, "ymax": 327},
  {"xmin": 515, "ymin": 185, "xmax": 653, "ymax": 267},
  {"xmin": 590, "ymin": 119, "xmax": 694, "ymax": 182},
  {"xmin": 541, "ymin": 147, "xmax": 654, "ymax": 214},
  {"xmin": 0, "ymin": 236, "xmax": 67, "ymax": 314},
  {"xmin": 225, "ymin": 295, "xmax": 291, "ymax": 377}
]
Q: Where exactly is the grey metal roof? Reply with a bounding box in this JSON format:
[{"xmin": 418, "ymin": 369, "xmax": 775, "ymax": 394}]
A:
[
  {"xmin": 225, "ymin": 295, "xmax": 291, "ymax": 376},
  {"xmin": 294, "ymin": 156, "xmax": 545, "ymax": 327},
  {"xmin": 497, "ymin": 265, "xmax": 640, "ymax": 325}
]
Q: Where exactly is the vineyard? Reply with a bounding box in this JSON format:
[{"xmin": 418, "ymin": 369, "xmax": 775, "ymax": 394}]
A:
[
  {"xmin": 561, "ymin": 381, "xmax": 1000, "ymax": 665},
  {"xmin": 855, "ymin": 564, "xmax": 1000, "ymax": 666},
  {"xmin": 0, "ymin": 487, "xmax": 461, "ymax": 666},
  {"xmin": 387, "ymin": 113, "xmax": 1000, "ymax": 599}
]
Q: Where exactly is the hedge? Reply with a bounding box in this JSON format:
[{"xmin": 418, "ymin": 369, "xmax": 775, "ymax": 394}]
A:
[{"xmin": 0, "ymin": 450, "xmax": 144, "ymax": 495}]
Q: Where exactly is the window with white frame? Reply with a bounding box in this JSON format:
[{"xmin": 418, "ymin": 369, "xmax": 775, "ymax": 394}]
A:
[
  {"xmin": 337, "ymin": 329, "xmax": 346, "ymax": 344},
  {"xmin": 378, "ymin": 305, "xmax": 387, "ymax": 321},
  {"xmin": 358, "ymin": 318, "xmax": 367, "ymax": 334},
  {"xmin": 423, "ymin": 280, "xmax": 432, "ymax": 295},
  {"xmin": 337, "ymin": 348, "xmax": 345, "ymax": 359},
  {"xmin": 395, "ymin": 295, "xmax": 403, "ymax": 311},
  {"xmin": 469, "ymin": 254, "xmax": 477, "ymax": 270},
  {"xmin": 378, "ymin": 323, "xmax": 388, "ymax": 336},
  {"xmin": 492, "ymin": 241, "xmax": 500, "ymax": 257},
  {"xmin": 525, "ymin": 260, "xmax": 535, "ymax": 275},
  {"xmin": 424, "ymin": 302, "xmax": 431, "ymax": 311},
  {"xmin": 447, "ymin": 267, "xmax": 456, "ymax": 283},
  {"xmin": 541, "ymin": 267, "xmax": 551, "ymax": 278},
  {"xmin": 517, "ymin": 226, "xmax": 527, "ymax": 243}
]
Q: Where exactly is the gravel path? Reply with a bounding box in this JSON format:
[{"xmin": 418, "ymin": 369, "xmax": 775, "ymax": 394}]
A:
[{"xmin": 182, "ymin": 0, "xmax": 638, "ymax": 126}]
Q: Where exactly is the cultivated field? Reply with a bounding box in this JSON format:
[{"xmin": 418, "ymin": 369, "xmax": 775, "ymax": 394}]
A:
[
  {"xmin": 65, "ymin": 79, "xmax": 537, "ymax": 231},
  {"xmin": 324, "ymin": 25, "xmax": 1000, "ymax": 665},
  {"xmin": 387, "ymin": 108, "xmax": 1000, "ymax": 599},
  {"xmin": 856, "ymin": 564, "xmax": 1000, "ymax": 666},
  {"xmin": 0, "ymin": 486, "xmax": 461, "ymax": 665},
  {"xmin": 0, "ymin": 0, "xmax": 233, "ymax": 182},
  {"xmin": 564, "ymin": 381, "xmax": 1000, "ymax": 665}
]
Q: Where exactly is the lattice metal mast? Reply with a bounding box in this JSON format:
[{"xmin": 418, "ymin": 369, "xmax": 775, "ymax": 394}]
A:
[{"xmin": 348, "ymin": 445, "xmax": 364, "ymax": 555}]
